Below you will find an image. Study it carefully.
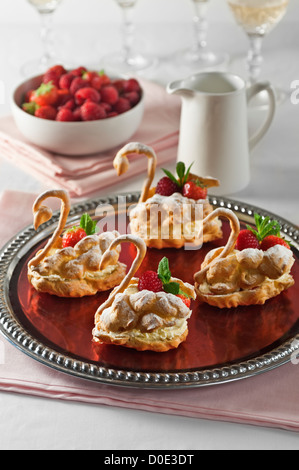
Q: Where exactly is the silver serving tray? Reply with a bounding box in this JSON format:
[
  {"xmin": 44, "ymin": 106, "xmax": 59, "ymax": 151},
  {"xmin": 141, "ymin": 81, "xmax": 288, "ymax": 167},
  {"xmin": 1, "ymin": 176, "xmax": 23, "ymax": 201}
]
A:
[{"xmin": 0, "ymin": 192, "xmax": 298, "ymax": 389}]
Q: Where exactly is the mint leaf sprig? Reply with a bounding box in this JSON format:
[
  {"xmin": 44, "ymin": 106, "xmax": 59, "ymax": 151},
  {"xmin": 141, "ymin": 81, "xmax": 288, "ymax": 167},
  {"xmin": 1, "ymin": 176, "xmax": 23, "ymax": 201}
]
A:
[
  {"xmin": 157, "ymin": 257, "xmax": 189, "ymax": 298},
  {"xmin": 246, "ymin": 213, "xmax": 292, "ymax": 247},
  {"xmin": 79, "ymin": 213, "xmax": 98, "ymax": 235},
  {"xmin": 161, "ymin": 161, "xmax": 193, "ymax": 190}
]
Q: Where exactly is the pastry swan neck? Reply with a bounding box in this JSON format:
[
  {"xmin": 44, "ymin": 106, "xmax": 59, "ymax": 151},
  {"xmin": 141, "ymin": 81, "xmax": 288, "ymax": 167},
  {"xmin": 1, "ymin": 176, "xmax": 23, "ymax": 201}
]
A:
[{"xmin": 28, "ymin": 189, "xmax": 71, "ymax": 268}]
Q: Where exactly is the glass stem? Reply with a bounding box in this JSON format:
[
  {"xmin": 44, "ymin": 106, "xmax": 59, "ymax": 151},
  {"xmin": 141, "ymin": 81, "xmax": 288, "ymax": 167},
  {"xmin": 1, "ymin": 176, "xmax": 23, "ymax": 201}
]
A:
[
  {"xmin": 39, "ymin": 12, "xmax": 55, "ymax": 66},
  {"xmin": 120, "ymin": 6, "xmax": 135, "ymax": 62},
  {"xmin": 246, "ymin": 34, "xmax": 264, "ymax": 85},
  {"xmin": 192, "ymin": 1, "xmax": 209, "ymax": 53}
]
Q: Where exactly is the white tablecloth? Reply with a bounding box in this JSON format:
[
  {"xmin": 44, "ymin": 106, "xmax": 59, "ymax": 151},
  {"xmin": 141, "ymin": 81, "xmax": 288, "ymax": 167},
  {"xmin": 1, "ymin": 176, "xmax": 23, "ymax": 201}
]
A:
[{"xmin": 0, "ymin": 18, "xmax": 298, "ymax": 450}]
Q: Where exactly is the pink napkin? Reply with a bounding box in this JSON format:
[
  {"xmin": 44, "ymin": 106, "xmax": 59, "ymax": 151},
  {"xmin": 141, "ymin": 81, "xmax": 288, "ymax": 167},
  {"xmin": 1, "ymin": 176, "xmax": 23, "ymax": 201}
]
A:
[
  {"xmin": 1, "ymin": 189, "xmax": 299, "ymax": 432},
  {"xmin": 0, "ymin": 80, "xmax": 180, "ymax": 197}
]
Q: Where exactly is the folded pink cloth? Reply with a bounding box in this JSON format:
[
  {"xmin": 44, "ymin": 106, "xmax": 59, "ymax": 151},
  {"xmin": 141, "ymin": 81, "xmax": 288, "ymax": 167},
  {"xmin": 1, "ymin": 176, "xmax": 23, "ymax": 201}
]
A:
[
  {"xmin": 1, "ymin": 189, "xmax": 299, "ymax": 432},
  {"xmin": 0, "ymin": 79, "xmax": 180, "ymax": 197}
]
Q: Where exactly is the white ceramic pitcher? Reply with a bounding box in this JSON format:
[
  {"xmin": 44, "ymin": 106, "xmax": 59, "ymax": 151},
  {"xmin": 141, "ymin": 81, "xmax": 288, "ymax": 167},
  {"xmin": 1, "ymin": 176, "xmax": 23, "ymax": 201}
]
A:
[{"xmin": 167, "ymin": 72, "xmax": 276, "ymax": 195}]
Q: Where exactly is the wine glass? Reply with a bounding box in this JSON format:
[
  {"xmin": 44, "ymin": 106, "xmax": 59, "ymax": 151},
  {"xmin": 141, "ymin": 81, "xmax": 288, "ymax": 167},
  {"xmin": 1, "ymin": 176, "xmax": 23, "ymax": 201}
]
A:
[
  {"xmin": 21, "ymin": 0, "xmax": 63, "ymax": 77},
  {"xmin": 227, "ymin": 0, "xmax": 289, "ymax": 105},
  {"xmin": 100, "ymin": 0, "xmax": 157, "ymax": 74},
  {"xmin": 176, "ymin": 0, "xmax": 229, "ymax": 70}
]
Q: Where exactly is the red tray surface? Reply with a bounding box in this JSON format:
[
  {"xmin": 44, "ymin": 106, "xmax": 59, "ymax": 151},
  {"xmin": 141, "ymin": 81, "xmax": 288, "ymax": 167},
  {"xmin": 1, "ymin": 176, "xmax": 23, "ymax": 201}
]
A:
[{"xmin": 11, "ymin": 222, "xmax": 299, "ymax": 373}]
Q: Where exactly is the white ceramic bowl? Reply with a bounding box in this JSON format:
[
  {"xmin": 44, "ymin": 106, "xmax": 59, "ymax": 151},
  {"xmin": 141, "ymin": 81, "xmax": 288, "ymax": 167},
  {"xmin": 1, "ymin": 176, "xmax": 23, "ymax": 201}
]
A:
[{"xmin": 11, "ymin": 74, "xmax": 144, "ymax": 156}]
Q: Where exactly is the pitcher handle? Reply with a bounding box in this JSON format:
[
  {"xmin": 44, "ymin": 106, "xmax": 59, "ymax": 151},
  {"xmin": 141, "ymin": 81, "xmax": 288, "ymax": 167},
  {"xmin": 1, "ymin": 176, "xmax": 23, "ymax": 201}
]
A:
[{"xmin": 247, "ymin": 82, "xmax": 276, "ymax": 151}]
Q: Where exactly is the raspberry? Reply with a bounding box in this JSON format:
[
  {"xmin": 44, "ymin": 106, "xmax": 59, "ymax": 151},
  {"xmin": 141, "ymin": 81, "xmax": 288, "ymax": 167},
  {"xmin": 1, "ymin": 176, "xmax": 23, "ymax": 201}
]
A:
[
  {"xmin": 177, "ymin": 294, "xmax": 191, "ymax": 308},
  {"xmin": 100, "ymin": 85, "xmax": 119, "ymax": 105},
  {"xmin": 35, "ymin": 105, "xmax": 57, "ymax": 120},
  {"xmin": 182, "ymin": 180, "xmax": 207, "ymax": 200},
  {"xmin": 155, "ymin": 176, "xmax": 180, "ymax": 197},
  {"xmin": 57, "ymin": 88, "xmax": 72, "ymax": 106},
  {"xmin": 107, "ymin": 111, "xmax": 118, "ymax": 118},
  {"xmin": 62, "ymin": 228, "xmax": 87, "ymax": 248},
  {"xmin": 123, "ymin": 91, "xmax": 140, "ymax": 106},
  {"xmin": 71, "ymin": 66, "xmax": 87, "ymax": 77},
  {"xmin": 69, "ymin": 77, "xmax": 89, "ymax": 95},
  {"xmin": 47, "ymin": 65, "xmax": 67, "ymax": 77},
  {"xmin": 63, "ymin": 98, "xmax": 76, "ymax": 110},
  {"xmin": 260, "ymin": 235, "xmax": 290, "ymax": 251},
  {"xmin": 235, "ymin": 229, "xmax": 260, "ymax": 251},
  {"xmin": 123, "ymin": 78, "xmax": 141, "ymax": 93},
  {"xmin": 80, "ymin": 101, "xmax": 107, "ymax": 121},
  {"xmin": 138, "ymin": 271, "xmax": 163, "ymax": 293},
  {"xmin": 75, "ymin": 87, "xmax": 100, "ymax": 105},
  {"xmin": 113, "ymin": 97, "xmax": 131, "ymax": 114},
  {"xmin": 91, "ymin": 73, "xmax": 111, "ymax": 90},
  {"xmin": 56, "ymin": 107, "xmax": 75, "ymax": 122},
  {"xmin": 73, "ymin": 107, "xmax": 82, "ymax": 121},
  {"xmin": 43, "ymin": 70, "xmax": 60, "ymax": 88},
  {"xmin": 59, "ymin": 72, "xmax": 75, "ymax": 90}
]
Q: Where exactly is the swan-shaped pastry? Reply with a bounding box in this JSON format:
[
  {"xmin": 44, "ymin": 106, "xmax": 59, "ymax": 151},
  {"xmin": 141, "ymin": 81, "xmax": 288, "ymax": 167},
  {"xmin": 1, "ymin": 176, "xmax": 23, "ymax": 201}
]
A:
[
  {"xmin": 113, "ymin": 142, "xmax": 222, "ymax": 249},
  {"xmin": 194, "ymin": 209, "xmax": 295, "ymax": 308},
  {"xmin": 27, "ymin": 189, "xmax": 127, "ymax": 297},
  {"xmin": 92, "ymin": 234, "xmax": 196, "ymax": 352}
]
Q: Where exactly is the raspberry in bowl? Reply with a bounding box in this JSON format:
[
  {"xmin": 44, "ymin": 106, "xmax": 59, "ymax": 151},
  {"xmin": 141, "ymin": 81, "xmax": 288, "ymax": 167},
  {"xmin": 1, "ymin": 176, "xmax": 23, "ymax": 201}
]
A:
[{"xmin": 11, "ymin": 65, "xmax": 144, "ymax": 156}]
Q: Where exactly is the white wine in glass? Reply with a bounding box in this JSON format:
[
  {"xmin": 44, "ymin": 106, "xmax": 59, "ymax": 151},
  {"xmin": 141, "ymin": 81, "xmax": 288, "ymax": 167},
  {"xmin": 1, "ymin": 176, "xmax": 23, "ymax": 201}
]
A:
[
  {"xmin": 21, "ymin": 0, "xmax": 63, "ymax": 76},
  {"xmin": 227, "ymin": 0, "xmax": 289, "ymax": 104},
  {"xmin": 176, "ymin": 0, "xmax": 229, "ymax": 70},
  {"xmin": 100, "ymin": 0, "xmax": 157, "ymax": 74}
]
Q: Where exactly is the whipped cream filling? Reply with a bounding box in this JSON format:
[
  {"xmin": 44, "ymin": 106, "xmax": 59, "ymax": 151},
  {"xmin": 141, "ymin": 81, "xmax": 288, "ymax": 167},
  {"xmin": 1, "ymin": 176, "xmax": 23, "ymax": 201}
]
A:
[
  {"xmin": 129, "ymin": 192, "xmax": 212, "ymax": 240},
  {"xmin": 29, "ymin": 263, "xmax": 120, "ymax": 283}
]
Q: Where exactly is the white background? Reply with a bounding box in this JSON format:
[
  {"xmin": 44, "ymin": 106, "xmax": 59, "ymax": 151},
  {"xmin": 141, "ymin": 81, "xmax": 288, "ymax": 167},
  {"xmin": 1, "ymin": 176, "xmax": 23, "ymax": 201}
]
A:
[{"xmin": 1, "ymin": 0, "xmax": 298, "ymax": 24}]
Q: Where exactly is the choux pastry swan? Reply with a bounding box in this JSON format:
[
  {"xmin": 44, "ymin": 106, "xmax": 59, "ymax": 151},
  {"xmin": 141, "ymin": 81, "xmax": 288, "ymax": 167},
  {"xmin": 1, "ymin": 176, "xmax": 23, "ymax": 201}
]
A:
[
  {"xmin": 92, "ymin": 234, "xmax": 196, "ymax": 352},
  {"xmin": 27, "ymin": 189, "xmax": 127, "ymax": 297},
  {"xmin": 113, "ymin": 142, "xmax": 222, "ymax": 249},
  {"xmin": 194, "ymin": 210, "xmax": 295, "ymax": 308}
]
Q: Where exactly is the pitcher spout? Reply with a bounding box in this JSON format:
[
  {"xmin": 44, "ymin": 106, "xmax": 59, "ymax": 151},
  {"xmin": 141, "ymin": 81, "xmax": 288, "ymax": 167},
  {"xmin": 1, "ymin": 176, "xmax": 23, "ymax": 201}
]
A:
[{"xmin": 166, "ymin": 79, "xmax": 194, "ymax": 98}]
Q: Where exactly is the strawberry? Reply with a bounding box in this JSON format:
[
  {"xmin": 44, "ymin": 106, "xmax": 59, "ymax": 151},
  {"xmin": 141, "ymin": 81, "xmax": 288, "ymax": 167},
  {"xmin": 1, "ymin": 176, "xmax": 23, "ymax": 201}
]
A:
[
  {"xmin": 182, "ymin": 180, "xmax": 207, "ymax": 200},
  {"xmin": 260, "ymin": 235, "xmax": 291, "ymax": 251},
  {"xmin": 155, "ymin": 176, "xmax": 180, "ymax": 197},
  {"xmin": 22, "ymin": 101, "xmax": 38, "ymax": 115},
  {"xmin": 61, "ymin": 213, "xmax": 97, "ymax": 247},
  {"xmin": 35, "ymin": 105, "xmax": 57, "ymax": 120},
  {"xmin": 177, "ymin": 294, "xmax": 191, "ymax": 308},
  {"xmin": 56, "ymin": 107, "xmax": 75, "ymax": 122},
  {"xmin": 138, "ymin": 271, "xmax": 163, "ymax": 293},
  {"xmin": 62, "ymin": 227, "xmax": 87, "ymax": 247},
  {"xmin": 82, "ymin": 70, "xmax": 98, "ymax": 83},
  {"xmin": 75, "ymin": 87, "xmax": 100, "ymax": 105},
  {"xmin": 100, "ymin": 85, "xmax": 119, "ymax": 105},
  {"xmin": 30, "ymin": 81, "xmax": 59, "ymax": 107},
  {"xmin": 235, "ymin": 213, "xmax": 291, "ymax": 251},
  {"xmin": 80, "ymin": 101, "xmax": 107, "ymax": 121},
  {"xmin": 155, "ymin": 161, "xmax": 193, "ymax": 197},
  {"xmin": 235, "ymin": 229, "xmax": 260, "ymax": 251}
]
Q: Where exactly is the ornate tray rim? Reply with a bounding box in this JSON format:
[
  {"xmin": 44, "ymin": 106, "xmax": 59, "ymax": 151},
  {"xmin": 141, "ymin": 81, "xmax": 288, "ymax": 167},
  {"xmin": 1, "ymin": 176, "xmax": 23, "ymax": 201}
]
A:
[{"xmin": 0, "ymin": 191, "xmax": 298, "ymax": 389}]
